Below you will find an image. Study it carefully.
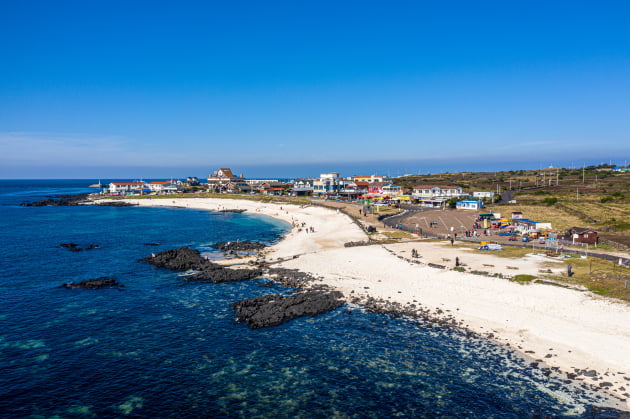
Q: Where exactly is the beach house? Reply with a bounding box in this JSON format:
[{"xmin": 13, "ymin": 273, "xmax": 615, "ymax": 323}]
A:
[
  {"xmin": 146, "ymin": 181, "xmax": 178, "ymax": 194},
  {"xmin": 108, "ymin": 182, "xmax": 145, "ymax": 195},
  {"xmin": 289, "ymin": 179, "xmax": 314, "ymax": 196},
  {"xmin": 207, "ymin": 168, "xmax": 247, "ymax": 193},
  {"xmin": 566, "ymin": 227, "xmax": 599, "ymax": 245},
  {"xmin": 512, "ymin": 218, "xmax": 552, "ymax": 233},
  {"xmin": 456, "ymin": 199, "xmax": 485, "ymax": 210}
]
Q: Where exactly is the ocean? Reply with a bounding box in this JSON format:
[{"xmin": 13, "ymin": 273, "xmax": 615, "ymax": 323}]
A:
[{"xmin": 0, "ymin": 180, "xmax": 622, "ymax": 418}]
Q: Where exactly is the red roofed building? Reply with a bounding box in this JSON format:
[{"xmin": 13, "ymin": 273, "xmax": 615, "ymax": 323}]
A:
[
  {"xmin": 207, "ymin": 168, "xmax": 246, "ymax": 192},
  {"xmin": 146, "ymin": 181, "xmax": 178, "ymax": 193},
  {"xmin": 109, "ymin": 182, "xmax": 145, "ymax": 194}
]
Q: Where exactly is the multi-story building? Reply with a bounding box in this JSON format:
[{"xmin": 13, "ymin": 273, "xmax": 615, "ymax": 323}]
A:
[
  {"xmin": 412, "ymin": 185, "xmax": 464, "ymax": 200},
  {"xmin": 312, "ymin": 172, "xmax": 341, "ymax": 196},
  {"xmin": 207, "ymin": 168, "xmax": 246, "ymax": 192}
]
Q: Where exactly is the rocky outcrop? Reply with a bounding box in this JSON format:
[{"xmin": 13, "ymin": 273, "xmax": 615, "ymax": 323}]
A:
[
  {"xmin": 140, "ymin": 247, "xmax": 262, "ymax": 283},
  {"xmin": 62, "ymin": 277, "xmax": 122, "ymax": 289},
  {"xmin": 185, "ymin": 267, "xmax": 262, "ymax": 283},
  {"xmin": 21, "ymin": 194, "xmax": 90, "ymax": 207},
  {"xmin": 266, "ymin": 268, "xmax": 319, "ymax": 289},
  {"xmin": 344, "ymin": 240, "xmax": 371, "ymax": 248},
  {"xmin": 140, "ymin": 247, "xmax": 212, "ymax": 270},
  {"xmin": 94, "ymin": 201, "xmax": 138, "ymax": 207},
  {"xmin": 60, "ymin": 243, "xmax": 100, "ymax": 252},
  {"xmin": 232, "ymin": 289, "xmax": 344, "ymax": 328},
  {"xmin": 213, "ymin": 241, "xmax": 266, "ymax": 251}
]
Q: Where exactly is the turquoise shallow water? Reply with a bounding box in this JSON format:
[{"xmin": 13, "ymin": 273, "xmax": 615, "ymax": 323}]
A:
[{"xmin": 0, "ymin": 180, "xmax": 622, "ymax": 418}]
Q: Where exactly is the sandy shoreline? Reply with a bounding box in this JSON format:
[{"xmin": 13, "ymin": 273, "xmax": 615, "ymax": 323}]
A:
[{"xmin": 120, "ymin": 197, "xmax": 630, "ymax": 411}]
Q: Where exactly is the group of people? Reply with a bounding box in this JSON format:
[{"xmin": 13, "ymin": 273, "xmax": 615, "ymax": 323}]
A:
[{"xmin": 293, "ymin": 220, "xmax": 315, "ymax": 234}]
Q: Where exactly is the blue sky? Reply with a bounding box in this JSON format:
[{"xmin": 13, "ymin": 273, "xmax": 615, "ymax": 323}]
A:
[{"xmin": 1, "ymin": 1, "xmax": 629, "ymax": 178}]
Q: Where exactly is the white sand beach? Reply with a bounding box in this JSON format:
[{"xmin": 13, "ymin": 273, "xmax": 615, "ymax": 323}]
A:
[{"xmin": 123, "ymin": 197, "xmax": 630, "ymax": 410}]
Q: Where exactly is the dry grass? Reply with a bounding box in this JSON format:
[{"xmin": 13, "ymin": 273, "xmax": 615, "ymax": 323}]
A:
[
  {"xmin": 382, "ymin": 231, "xmax": 415, "ymax": 239},
  {"xmin": 500, "ymin": 204, "xmax": 584, "ymax": 231}
]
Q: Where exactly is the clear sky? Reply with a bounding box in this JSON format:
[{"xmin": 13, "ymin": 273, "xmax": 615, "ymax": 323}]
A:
[{"xmin": 1, "ymin": 1, "xmax": 629, "ymax": 179}]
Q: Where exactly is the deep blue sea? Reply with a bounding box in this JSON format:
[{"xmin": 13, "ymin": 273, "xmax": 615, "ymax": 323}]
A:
[{"xmin": 0, "ymin": 180, "xmax": 622, "ymax": 418}]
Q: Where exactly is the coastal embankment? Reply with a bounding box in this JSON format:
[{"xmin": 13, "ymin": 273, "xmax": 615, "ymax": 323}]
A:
[{"xmin": 119, "ymin": 197, "xmax": 630, "ymax": 411}]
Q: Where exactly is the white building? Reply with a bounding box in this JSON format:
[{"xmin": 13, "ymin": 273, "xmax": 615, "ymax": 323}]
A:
[
  {"xmin": 473, "ymin": 191, "xmax": 494, "ymax": 199},
  {"xmin": 412, "ymin": 186, "xmax": 464, "ymax": 199},
  {"xmin": 109, "ymin": 182, "xmax": 145, "ymax": 195},
  {"xmin": 313, "ymin": 172, "xmax": 341, "ymax": 195},
  {"xmin": 456, "ymin": 200, "xmax": 484, "ymax": 210},
  {"xmin": 146, "ymin": 181, "xmax": 178, "ymax": 194},
  {"xmin": 351, "ymin": 175, "xmax": 390, "ymax": 183}
]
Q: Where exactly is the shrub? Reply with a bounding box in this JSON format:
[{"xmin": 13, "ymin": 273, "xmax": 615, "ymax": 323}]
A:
[
  {"xmin": 542, "ymin": 197, "xmax": 558, "ymax": 206},
  {"xmin": 510, "ymin": 274, "xmax": 536, "ymax": 284},
  {"xmin": 601, "ymin": 196, "xmax": 615, "ymax": 203}
]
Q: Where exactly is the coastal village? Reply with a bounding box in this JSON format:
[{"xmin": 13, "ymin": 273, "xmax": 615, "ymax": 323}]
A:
[
  {"xmin": 101, "ymin": 167, "xmax": 630, "ymax": 411},
  {"xmin": 104, "ymin": 165, "xmax": 630, "ymax": 255}
]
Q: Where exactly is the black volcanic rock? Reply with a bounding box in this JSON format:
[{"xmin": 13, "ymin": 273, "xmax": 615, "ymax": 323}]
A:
[
  {"xmin": 141, "ymin": 247, "xmax": 262, "ymax": 283},
  {"xmin": 22, "ymin": 194, "xmax": 90, "ymax": 207},
  {"xmin": 232, "ymin": 289, "xmax": 344, "ymax": 328},
  {"xmin": 212, "ymin": 241, "xmax": 266, "ymax": 252},
  {"xmin": 140, "ymin": 247, "xmax": 213, "ymax": 270},
  {"xmin": 186, "ymin": 267, "xmax": 262, "ymax": 283},
  {"xmin": 62, "ymin": 277, "xmax": 122, "ymax": 289},
  {"xmin": 60, "ymin": 243, "xmax": 100, "ymax": 251},
  {"xmin": 94, "ymin": 201, "xmax": 138, "ymax": 207}
]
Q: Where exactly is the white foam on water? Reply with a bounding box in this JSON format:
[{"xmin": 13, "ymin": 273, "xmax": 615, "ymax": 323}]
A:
[{"xmin": 117, "ymin": 396, "xmax": 144, "ymax": 415}]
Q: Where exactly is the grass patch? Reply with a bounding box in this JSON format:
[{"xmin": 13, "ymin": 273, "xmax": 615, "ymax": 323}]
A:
[
  {"xmin": 510, "ymin": 274, "xmax": 536, "ymax": 284},
  {"xmin": 382, "ymin": 231, "xmax": 415, "ymax": 239}
]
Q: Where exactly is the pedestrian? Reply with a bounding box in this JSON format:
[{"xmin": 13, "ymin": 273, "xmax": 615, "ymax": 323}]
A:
[
  {"xmin": 455, "ymin": 257, "xmax": 460, "ymax": 267},
  {"xmin": 450, "ymin": 238, "xmax": 454, "ymax": 246}
]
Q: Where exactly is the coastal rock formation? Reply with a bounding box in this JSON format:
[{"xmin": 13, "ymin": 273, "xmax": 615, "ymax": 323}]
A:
[
  {"xmin": 213, "ymin": 241, "xmax": 266, "ymax": 251},
  {"xmin": 94, "ymin": 201, "xmax": 138, "ymax": 207},
  {"xmin": 185, "ymin": 267, "xmax": 262, "ymax": 283},
  {"xmin": 60, "ymin": 243, "xmax": 100, "ymax": 252},
  {"xmin": 140, "ymin": 247, "xmax": 212, "ymax": 270},
  {"xmin": 344, "ymin": 240, "xmax": 372, "ymax": 248},
  {"xmin": 21, "ymin": 193, "xmax": 90, "ymax": 207},
  {"xmin": 62, "ymin": 277, "xmax": 122, "ymax": 289},
  {"xmin": 232, "ymin": 289, "xmax": 344, "ymax": 328},
  {"xmin": 266, "ymin": 268, "xmax": 318, "ymax": 288},
  {"xmin": 141, "ymin": 247, "xmax": 262, "ymax": 283}
]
